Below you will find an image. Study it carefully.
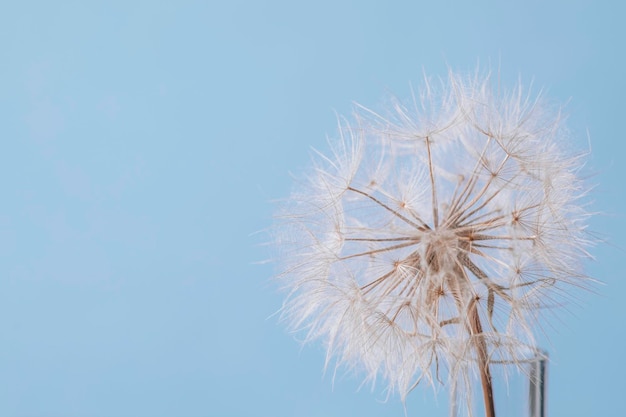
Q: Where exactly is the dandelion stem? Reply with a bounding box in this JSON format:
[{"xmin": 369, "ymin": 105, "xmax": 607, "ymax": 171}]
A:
[
  {"xmin": 450, "ymin": 261, "xmax": 496, "ymax": 417},
  {"xmin": 469, "ymin": 302, "xmax": 496, "ymax": 417}
]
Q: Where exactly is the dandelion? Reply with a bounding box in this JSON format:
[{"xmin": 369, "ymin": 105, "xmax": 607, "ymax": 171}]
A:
[{"xmin": 272, "ymin": 69, "xmax": 593, "ymax": 416}]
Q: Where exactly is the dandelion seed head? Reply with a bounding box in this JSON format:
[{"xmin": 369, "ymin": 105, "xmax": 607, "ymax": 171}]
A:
[{"xmin": 272, "ymin": 69, "xmax": 593, "ymax": 412}]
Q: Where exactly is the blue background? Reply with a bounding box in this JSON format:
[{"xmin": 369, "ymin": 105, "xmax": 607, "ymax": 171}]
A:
[{"xmin": 1, "ymin": 1, "xmax": 623, "ymax": 416}]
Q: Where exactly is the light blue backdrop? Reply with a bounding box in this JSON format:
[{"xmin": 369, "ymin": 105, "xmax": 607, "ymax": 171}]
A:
[{"xmin": 0, "ymin": 1, "xmax": 623, "ymax": 416}]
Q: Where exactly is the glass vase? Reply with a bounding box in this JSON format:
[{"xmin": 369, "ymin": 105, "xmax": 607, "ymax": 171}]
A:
[{"xmin": 451, "ymin": 351, "xmax": 548, "ymax": 417}]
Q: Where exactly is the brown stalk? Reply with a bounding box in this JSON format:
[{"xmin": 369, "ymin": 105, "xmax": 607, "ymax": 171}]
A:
[
  {"xmin": 447, "ymin": 260, "xmax": 496, "ymax": 417},
  {"xmin": 468, "ymin": 298, "xmax": 496, "ymax": 417}
]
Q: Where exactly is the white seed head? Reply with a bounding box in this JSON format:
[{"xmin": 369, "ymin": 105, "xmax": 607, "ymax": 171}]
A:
[{"xmin": 272, "ymin": 70, "xmax": 593, "ymax": 412}]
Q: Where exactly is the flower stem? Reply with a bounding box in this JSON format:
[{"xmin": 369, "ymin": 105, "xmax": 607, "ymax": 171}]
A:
[
  {"xmin": 469, "ymin": 301, "xmax": 496, "ymax": 417},
  {"xmin": 446, "ymin": 263, "xmax": 496, "ymax": 417}
]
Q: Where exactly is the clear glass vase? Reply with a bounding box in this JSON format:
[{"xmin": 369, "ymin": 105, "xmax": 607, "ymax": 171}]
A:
[{"xmin": 451, "ymin": 351, "xmax": 548, "ymax": 417}]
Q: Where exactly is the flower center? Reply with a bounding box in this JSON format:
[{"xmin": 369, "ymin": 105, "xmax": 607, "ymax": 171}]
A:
[{"xmin": 424, "ymin": 228, "xmax": 459, "ymax": 273}]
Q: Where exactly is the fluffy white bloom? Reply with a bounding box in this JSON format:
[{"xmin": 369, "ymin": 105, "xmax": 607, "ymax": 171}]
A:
[{"xmin": 272, "ymin": 70, "xmax": 592, "ymax": 415}]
